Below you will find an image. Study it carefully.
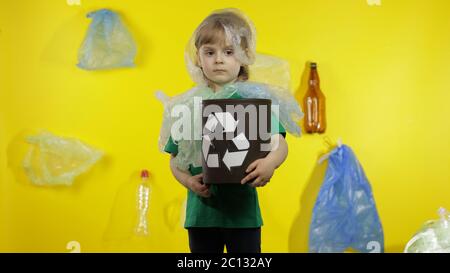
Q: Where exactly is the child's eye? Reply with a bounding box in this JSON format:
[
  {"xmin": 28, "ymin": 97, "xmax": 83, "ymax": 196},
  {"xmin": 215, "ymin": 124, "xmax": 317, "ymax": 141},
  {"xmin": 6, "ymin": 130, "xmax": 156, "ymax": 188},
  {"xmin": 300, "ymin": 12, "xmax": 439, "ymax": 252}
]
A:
[
  {"xmin": 205, "ymin": 51, "xmax": 214, "ymax": 56},
  {"xmin": 225, "ymin": 50, "xmax": 234, "ymax": 56}
]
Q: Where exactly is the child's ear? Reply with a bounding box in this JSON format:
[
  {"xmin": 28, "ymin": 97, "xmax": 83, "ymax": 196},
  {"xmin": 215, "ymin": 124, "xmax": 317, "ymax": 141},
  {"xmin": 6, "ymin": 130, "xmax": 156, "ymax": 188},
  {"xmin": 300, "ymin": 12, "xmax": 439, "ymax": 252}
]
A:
[{"xmin": 195, "ymin": 54, "xmax": 202, "ymax": 67}]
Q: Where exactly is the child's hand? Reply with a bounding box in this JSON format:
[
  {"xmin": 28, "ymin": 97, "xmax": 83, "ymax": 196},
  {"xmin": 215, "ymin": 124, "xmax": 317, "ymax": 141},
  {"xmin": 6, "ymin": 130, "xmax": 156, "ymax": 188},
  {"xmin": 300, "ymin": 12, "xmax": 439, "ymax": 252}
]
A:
[
  {"xmin": 186, "ymin": 174, "xmax": 211, "ymax": 198},
  {"xmin": 241, "ymin": 158, "xmax": 276, "ymax": 187}
]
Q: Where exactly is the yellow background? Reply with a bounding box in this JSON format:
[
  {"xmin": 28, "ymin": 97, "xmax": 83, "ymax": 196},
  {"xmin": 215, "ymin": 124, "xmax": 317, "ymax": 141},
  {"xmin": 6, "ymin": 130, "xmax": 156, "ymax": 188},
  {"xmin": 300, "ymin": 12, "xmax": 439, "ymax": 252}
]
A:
[{"xmin": 1, "ymin": 0, "xmax": 449, "ymax": 252}]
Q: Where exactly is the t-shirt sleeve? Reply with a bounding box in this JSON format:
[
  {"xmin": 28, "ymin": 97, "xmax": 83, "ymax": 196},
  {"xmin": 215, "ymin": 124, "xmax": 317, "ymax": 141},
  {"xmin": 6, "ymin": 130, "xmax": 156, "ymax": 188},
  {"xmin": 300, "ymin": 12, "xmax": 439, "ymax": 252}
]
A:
[
  {"xmin": 163, "ymin": 136, "xmax": 178, "ymax": 155},
  {"xmin": 270, "ymin": 114, "xmax": 286, "ymax": 138}
]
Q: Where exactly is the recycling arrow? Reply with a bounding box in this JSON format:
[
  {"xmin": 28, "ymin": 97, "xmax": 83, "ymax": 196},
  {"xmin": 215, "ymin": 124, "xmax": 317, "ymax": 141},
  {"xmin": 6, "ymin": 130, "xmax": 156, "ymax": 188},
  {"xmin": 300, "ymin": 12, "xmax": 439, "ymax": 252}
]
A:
[
  {"xmin": 232, "ymin": 132, "xmax": 250, "ymax": 150},
  {"xmin": 203, "ymin": 112, "xmax": 249, "ymax": 170},
  {"xmin": 223, "ymin": 149, "xmax": 248, "ymax": 171},
  {"xmin": 204, "ymin": 114, "xmax": 219, "ymax": 133},
  {"xmin": 202, "ymin": 134, "xmax": 212, "ymax": 161},
  {"xmin": 214, "ymin": 112, "xmax": 238, "ymax": 132}
]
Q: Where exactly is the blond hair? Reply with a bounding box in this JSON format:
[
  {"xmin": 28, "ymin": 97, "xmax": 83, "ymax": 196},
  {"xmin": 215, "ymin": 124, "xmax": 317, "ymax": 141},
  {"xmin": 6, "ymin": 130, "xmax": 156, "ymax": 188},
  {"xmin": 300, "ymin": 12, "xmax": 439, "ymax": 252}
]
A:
[{"xmin": 194, "ymin": 11, "xmax": 253, "ymax": 81}]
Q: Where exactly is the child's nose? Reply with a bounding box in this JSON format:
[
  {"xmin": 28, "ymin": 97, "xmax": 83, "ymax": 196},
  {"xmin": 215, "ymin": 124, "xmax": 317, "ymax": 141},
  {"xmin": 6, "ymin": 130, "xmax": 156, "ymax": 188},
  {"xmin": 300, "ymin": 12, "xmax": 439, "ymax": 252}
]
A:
[{"xmin": 215, "ymin": 52, "xmax": 224, "ymax": 63}]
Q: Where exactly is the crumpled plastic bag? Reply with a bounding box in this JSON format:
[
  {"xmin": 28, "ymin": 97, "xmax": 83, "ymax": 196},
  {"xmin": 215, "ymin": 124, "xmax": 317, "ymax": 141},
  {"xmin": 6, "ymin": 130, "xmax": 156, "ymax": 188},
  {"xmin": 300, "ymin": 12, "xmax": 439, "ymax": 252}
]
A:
[
  {"xmin": 23, "ymin": 131, "xmax": 103, "ymax": 186},
  {"xmin": 404, "ymin": 207, "xmax": 450, "ymax": 253},
  {"xmin": 249, "ymin": 53, "xmax": 292, "ymax": 91},
  {"xmin": 309, "ymin": 144, "xmax": 384, "ymax": 253},
  {"xmin": 157, "ymin": 81, "xmax": 303, "ymax": 170},
  {"xmin": 77, "ymin": 9, "xmax": 136, "ymax": 70}
]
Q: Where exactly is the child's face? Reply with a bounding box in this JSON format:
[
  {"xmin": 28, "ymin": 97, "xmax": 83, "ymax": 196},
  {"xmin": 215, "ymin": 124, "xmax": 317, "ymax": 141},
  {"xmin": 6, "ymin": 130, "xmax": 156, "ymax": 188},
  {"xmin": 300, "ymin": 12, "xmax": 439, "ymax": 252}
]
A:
[{"xmin": 197, "ymin": 42, "xmax": 242, "ymax": 88}]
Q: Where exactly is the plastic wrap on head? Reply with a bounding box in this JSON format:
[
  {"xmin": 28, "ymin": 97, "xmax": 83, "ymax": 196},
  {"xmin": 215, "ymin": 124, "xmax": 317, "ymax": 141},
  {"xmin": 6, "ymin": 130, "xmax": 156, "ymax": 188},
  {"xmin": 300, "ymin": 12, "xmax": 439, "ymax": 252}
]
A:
[
  {"xmin": 185, "ymin": 8, "xmax": 257, "ymax": 85},
  {"xmin": 23, "ymin": 131, "xmax": 103, "ymax": 186},
  {"xmin": 404, "ymin": 207, "xmax": 450, "ymax": 253},
  {"xmin": 157, "ymin": 82, "xmax": 302, "ymax": 170}
]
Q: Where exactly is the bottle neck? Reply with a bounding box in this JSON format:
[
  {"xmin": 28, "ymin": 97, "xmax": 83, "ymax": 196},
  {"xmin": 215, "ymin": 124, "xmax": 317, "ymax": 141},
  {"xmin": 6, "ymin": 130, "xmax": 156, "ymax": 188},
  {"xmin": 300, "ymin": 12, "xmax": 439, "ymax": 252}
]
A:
[{"xmin": 309, "ymin": 68, "xmax": 320, "ymax": 87}]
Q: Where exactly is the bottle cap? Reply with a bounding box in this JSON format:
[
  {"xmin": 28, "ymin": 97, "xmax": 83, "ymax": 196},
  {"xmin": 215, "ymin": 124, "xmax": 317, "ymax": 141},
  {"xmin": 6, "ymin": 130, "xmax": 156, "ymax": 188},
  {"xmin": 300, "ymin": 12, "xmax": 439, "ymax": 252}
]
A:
[
  {"xmin": 310, "ymin": 62, "xmax": 317, "ymax": 68},
  {"xmin": 141, "ymin": 169, "xmax": 149, "ymax": 179}
]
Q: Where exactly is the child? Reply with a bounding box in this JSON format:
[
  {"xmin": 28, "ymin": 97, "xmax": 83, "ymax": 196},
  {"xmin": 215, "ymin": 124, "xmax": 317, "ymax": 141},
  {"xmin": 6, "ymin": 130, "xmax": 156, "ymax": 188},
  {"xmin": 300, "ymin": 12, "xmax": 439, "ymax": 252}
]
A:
[{"xmin": 159, "ymin": 8, "xmax": 303, "ymax": 253}]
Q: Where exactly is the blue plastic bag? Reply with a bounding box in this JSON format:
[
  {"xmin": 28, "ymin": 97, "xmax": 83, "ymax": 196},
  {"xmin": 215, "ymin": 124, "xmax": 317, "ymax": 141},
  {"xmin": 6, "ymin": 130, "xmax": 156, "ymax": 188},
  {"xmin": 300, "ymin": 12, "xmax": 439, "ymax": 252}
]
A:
[
  {"xmin": 78, "ymin": 9, "xmax": 136, "ymax": 70},
  {"xmin": 309, "ymin": 144, "xmax": 384, "ymax": 253}
]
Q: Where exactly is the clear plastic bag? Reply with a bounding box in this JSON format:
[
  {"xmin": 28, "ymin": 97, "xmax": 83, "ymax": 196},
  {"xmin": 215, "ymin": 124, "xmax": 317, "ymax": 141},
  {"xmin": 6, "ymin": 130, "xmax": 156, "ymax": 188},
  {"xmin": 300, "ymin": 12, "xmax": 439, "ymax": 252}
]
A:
[
  {"xmin": 309, "ymin": 144, "xmax": 384, "ymax": 253},
  {"xmin": 77, "ymin": 9, "xmax": 136, "ymax": 70},
  {"xmin": 23, "ymin": 131, "xmax": 103, "ymax": 186},
  {"xmin": 404, "ymin": 207, "xmax": 450, "ymax": 253},
  {"xmin": 157, "ymin": 81, "xmax": 303, "ymax": 170},
  {"xmin": 249, "ymin": 53, "xmax": 292, "ymax": 91}
]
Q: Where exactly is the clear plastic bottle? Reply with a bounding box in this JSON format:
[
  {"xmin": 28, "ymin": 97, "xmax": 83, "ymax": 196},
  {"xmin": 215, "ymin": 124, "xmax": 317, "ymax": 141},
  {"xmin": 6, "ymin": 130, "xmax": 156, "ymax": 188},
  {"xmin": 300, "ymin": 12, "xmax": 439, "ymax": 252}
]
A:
[{"xmin": 135, "ymin": 169, "xmax": 151, "ymax": 236}]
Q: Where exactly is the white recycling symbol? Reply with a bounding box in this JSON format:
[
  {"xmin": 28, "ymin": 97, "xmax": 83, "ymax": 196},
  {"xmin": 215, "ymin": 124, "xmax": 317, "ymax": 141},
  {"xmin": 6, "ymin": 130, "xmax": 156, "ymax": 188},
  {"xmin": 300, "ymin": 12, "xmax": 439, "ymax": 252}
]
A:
[{"xmin": 202, "ymin": 112, "xmax": 250, "ymax": 171}]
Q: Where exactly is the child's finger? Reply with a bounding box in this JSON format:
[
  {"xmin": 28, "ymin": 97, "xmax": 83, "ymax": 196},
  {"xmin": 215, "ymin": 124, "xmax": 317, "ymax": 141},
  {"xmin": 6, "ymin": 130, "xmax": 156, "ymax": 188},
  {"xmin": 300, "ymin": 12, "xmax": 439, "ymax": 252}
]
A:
[
  {"xmin": 241, "ymin": 171, "xmax": 258, "ymax": 184},
  {"xmin": 194, "ymin": 186, "xmax": 206, "ymax": 195},
  {"xmin": 194, "ymin": 173, "xmax": 203, "ymax": 179},
  {"xmin": 199, "ymin": 188, "xmax": 211, "ymax": 197},
  {"xmin": 246, "ymin": 160, "xmax": 260, "ymax": 173},
  {"xmin": 250, "ymin": 177, "xmax": 263, "ymax": 187},
  {"xmin": 197, "ymin": 191, "xmax": 207, "ymax": 197},
  {"xmin": 191, "ymin": 180, "xmax": 204, "ymax": 190},
  {"xmin": 202, "ymin": 192, "xmax": 211, "ymax": 198}
]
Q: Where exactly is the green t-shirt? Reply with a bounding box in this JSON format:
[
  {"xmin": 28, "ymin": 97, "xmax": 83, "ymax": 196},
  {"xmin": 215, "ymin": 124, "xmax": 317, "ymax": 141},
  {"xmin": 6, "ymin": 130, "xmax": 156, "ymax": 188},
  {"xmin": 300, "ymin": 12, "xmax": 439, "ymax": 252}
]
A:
[{"xmin": 164, "ymin": 93, "xmax": 286, "ymax": 228}]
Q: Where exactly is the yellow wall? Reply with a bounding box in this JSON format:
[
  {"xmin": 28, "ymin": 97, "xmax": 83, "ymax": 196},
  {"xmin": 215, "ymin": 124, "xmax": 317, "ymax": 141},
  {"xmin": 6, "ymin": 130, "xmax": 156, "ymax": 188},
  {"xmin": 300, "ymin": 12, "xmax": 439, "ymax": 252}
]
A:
[{"xmin": 1, "ymin": 0, "xmax": 450, "ymax": 252}]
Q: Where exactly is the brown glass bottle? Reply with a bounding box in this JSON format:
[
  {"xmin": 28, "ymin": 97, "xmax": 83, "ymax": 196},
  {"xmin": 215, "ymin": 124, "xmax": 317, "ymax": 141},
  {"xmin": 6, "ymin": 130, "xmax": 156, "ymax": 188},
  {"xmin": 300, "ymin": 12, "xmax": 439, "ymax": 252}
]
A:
[{"xmin": 304, "ymin": 62, "xmax": 326, "ymax": 134}]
